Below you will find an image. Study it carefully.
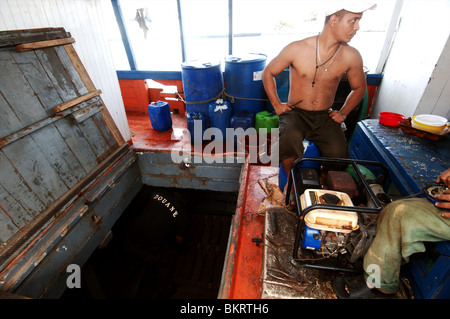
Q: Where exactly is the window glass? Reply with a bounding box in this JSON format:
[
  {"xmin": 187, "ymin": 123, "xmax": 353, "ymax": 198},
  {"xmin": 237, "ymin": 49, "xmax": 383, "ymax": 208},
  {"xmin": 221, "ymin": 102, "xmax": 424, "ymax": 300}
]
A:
[
  {"xmin": 233, "ymin": 0, "xmax": 397, "ymax": 73},
  {"xmin": 114, "ymin": 0, "xmax": 182, "ymax": 71},
  {"xmin": 181, "ymin": 0, "xmax": 229, "ymax": 64},
  {"xmin": 107, "ymin": 0, "xmax": 397, "ymax": 73}
]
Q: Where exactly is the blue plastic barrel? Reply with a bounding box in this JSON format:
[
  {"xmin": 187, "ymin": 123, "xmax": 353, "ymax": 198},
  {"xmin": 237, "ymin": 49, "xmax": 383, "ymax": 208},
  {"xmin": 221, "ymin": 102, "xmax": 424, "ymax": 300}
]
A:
[
  {"xmin": 181, "ymin": 60, "xmax": 223, "ymax": 127},
  {"xmin": 186, "ymin": 112, "xmax": 207, "ymax": 145},
  {"xmin": 148, "ymin": 101, "xmax": 172, "ymax": 131},
  {"xmin": 208, "ymin": 99, "xmax": 231, "ymax": 142},
  {"xmin": 278, "ymin": 140, "xmax": 321, "ymax": 191},
  {"xmin": 224, "ymin": 53, "xmax": 267, "ymax": 116}
]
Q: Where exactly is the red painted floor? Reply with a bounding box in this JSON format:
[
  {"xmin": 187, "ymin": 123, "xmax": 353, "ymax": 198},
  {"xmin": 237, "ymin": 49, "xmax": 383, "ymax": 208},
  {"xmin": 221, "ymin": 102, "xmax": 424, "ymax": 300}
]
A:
[{"xmin": 127, "ymin": 111, "xmax": 188, "ymax": 153}]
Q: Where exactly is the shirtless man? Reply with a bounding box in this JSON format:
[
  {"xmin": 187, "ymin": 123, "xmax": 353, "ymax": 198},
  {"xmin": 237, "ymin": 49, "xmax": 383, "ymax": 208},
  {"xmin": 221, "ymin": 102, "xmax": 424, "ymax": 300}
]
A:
[{"xmin": 262, "ymin": 3, "xmax": 376, "ymax": 198}]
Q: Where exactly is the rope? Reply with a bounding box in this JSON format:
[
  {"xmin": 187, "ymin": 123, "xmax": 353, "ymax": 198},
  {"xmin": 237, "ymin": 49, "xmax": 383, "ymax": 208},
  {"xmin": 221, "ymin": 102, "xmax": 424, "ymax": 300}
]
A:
[{"xmin": 176, "ymin": 89, "xmax": 271, "ymax": 106}]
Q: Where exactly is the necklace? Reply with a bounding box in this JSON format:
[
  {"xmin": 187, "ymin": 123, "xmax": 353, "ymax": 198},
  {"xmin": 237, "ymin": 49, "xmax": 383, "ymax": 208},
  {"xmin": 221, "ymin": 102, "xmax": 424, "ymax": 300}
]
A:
[{"xmin": 312, "ymin": 34, "xmax": 341, "ymax": 87}]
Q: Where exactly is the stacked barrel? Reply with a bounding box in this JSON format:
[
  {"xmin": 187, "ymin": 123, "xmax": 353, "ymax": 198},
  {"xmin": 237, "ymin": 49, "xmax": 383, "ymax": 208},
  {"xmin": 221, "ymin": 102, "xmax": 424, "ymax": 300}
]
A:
[{"xmin": 181, "ymin": 53, "xmax": 286, "ymax": 146}]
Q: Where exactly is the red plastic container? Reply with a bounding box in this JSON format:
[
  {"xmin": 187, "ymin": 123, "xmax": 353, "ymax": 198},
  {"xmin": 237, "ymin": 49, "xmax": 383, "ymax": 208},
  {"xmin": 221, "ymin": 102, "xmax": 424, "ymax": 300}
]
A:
[{"xmin": 379, "ymin": 112, "xmax": 405, "ymax": 127}]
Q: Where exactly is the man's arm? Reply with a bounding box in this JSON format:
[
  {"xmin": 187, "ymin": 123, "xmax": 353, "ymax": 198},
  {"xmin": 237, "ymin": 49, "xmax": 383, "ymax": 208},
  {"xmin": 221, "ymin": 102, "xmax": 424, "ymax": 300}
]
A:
[
  {"xmin": 262, "ymin": 44, "xmax": 294, "ymax": 115},
  {"xmin": 329, "ymin": 49, "xmax": 367, "ymax": 123}
]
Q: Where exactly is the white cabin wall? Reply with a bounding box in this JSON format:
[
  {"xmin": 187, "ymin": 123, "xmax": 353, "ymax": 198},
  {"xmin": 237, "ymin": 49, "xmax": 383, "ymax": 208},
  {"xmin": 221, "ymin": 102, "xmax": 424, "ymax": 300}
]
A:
[
  {"xmin": 416, "ymin": 35, "xmax": 450, "ymax": 119},
  {"xmin": 0, "ymin": 0, "xmax": 131, "ymax": 142},
  {"xmin": 370, "ymin": 0, "xmax": 450, "ymax": 119}
]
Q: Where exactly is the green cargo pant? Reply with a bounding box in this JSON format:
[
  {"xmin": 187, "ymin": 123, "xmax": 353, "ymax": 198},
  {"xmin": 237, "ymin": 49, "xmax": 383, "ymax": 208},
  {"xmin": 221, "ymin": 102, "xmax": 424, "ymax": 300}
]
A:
[{"xmin": 363, "ymin": 198, "xmax": 450, "ymax": 293}]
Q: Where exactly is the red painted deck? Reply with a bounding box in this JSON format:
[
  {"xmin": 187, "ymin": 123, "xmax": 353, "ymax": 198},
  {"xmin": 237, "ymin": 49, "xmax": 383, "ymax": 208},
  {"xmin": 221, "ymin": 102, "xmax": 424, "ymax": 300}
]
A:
[
  {"xmin": 127, "ymin": 111, "xmax": 188, "ymax": 153},
  {"xmin": 126, "ymin": 111, "xmax": 277, "ymax": 299},
  {"xmin": 219, "ymin": 163, "xmax": 278, "ymax": 299}
]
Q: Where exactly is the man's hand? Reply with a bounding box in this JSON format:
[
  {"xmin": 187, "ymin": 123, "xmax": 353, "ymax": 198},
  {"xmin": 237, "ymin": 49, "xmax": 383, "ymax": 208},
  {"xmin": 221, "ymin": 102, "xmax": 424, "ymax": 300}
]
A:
[
  {"xmin": 436, "ymin": 168, "xmax": 450, "ymax": 187},
  {"xmin": 274, "ymin": 103, "xmax": 293, "ymax": 115},
  {"xmin": 435, "ymin": 168, "xmax": 450, "ymax": 217},
  {"xmin": 435, "ymin": 190, "xmax": 450, "ymax": 217},
  {"xmin": 329, "ymin": 110, "xmax": 346, "ymax": 124}
]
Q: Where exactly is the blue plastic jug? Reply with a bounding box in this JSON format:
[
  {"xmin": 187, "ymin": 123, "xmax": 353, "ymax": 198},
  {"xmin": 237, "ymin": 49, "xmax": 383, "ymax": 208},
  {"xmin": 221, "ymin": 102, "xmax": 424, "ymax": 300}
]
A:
[
  {"xmin": 230, "ymin": 112, "xmax": 254, "ymax": 130},
  {"xmin": 186, "ymin": 112, "xmax": 207, "ymax": 145},
  {"xmin": 278, "ymin": 140, "xmax": 321, "ymax": 191},
  {"xmin": 208, "ymin": 99, "xmax": 231, "ymax": 142},
  {"xmin": 148, "ymin": 101, "xmax": 172, "ymax": 131}
]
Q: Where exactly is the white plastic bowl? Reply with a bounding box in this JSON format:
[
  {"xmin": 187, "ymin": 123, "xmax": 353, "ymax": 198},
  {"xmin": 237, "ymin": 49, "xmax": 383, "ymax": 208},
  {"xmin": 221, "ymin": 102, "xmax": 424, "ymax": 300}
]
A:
[{"xmin": 413, "ymin": 114, "xmax": 448, "ymax": 129}]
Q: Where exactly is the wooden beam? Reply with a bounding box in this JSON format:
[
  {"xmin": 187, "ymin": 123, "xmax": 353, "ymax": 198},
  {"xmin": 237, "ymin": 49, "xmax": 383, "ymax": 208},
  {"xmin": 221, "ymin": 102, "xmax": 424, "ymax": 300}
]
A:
[
  {"xmin": 52, "ymin": 89, "xmax": 102, "ymax": 113},
  {"xmin": 0, "ymin": 97, "xmax": 103, "ymax": 148},
  {"xmin": 15, "ymin": 37, "xmax": 75, "ymax": 52},
  {"xmin": 63, "ymin": 44, "xmax": 97, "ymax": 92},
  {"xmin": 63, "ymin": 44, "xmax": 125, "ymax": 145}
]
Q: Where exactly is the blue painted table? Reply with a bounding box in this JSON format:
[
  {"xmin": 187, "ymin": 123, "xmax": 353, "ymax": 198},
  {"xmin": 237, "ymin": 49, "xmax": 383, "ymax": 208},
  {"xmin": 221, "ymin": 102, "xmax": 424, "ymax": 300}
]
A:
[{"xmin": 350, "ymin": 119, "xmax": 450, "ymax": 299}]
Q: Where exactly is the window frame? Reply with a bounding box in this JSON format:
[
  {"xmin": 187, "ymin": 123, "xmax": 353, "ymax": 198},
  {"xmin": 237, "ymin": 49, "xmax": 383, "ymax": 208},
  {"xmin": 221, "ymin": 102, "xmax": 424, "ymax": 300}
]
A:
[{"xmin": 111, "ymin": 0, "xmax": 403, "ymax": 82}]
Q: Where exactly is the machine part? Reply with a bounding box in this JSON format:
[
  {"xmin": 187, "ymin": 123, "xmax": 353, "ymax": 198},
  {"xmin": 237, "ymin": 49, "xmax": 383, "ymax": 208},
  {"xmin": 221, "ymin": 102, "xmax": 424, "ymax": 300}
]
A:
[
  {"xmin": 299, "ymin": 167, "xmax": 321, "ymax": 191},
  {"xmin": 366, "ymin": 184, "xmax": 392, "ymax": 208},
  {"xmin": 301, "ymin": 189, "xmax": 358, "ymax": 233},
  {"xmin": 301, "ymin": 225, "xmax": 322, "ymax": 250},
  {"xmin": 326, "ymin": 171, "xmax": 359, "ymax": 198},
  {"xmin": 321, "ymin": 231, "xmax": 349, "ymax": 256},
  {"xmin": 425, "ymin": 184, "xmax": 449, "ymax": 207},
  {"xmin": 349, "ymin": 218, "xmax": 368, "ymax": 263},
  {"xmin": 321, "ymin": 193, "xmax": 341, "ymax": 205},
  {"xmin": 289, "ymin": 157, "xmax": 391, "ymax": 272}
]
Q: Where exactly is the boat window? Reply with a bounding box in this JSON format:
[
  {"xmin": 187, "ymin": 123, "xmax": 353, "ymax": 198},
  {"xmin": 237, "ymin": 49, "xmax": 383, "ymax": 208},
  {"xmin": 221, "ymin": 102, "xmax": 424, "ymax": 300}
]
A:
[
  {"xmin": 109, "ymin": 0, "xmax": 182, "ymax": 71},
  {"xmin": 107, "ymin": 0, "xmax": 398, "ymax": 74}
]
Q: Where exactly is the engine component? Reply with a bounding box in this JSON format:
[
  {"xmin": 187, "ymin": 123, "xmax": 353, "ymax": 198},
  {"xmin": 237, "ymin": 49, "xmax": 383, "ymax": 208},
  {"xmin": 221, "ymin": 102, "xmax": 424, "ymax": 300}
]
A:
[
  {"xmin": 322, "ymin": 231, "xmax": 349, "ymax": 255},
  {"xmin": 326, "ymin": 170, "xmax": 359, "ymax": 198},
  {"xmin": 301, "ymin": 225, "xmax": 322, "ymax": 250},
  {"xmin": 366, "ymin": 183, "xmax": 392, "ymax": 208},
  {"xmin": 300, "ymin": 189, "xmax": 360, "ymax": 257},
  {"xmin": 298, "ymin": 167, "xmax": 320, "ymax": 193},
  {"xmin": 300, "ymin": 189, "xmax": 358, "ymax": 233}
]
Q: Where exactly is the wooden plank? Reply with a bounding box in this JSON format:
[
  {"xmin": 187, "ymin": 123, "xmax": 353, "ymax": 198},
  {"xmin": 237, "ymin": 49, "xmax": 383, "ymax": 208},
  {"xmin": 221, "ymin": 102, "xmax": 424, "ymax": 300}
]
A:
[
  {"xmin": 0, "ymin": 144, "xmax": 130, "ymax": 271},
  {"xmin": 52, "ymin": 90, "xmax": 102, "ymax": 113},
  {"xmin": 63, "ymin": 44, "xmax": 96, "ymax": 92},
  {"xmin": 2, "ymin": 136, "xmax": 70, "ymax": 206},
  {"xmin": 63, "ymin": 44, "xmax": 125, "ymax": 145},
  {"xmin": 0, "ymin": 91, "xmax": 23, "ymax": 140},
  {"xmin": 30, "ymin": 124, "xmax": 87, "ymax": 189},
  {"xmin": 10, "ymin": 50, "xmax": 64, "ymax": 112},
  {"xmin": 0, "ymin": 50, "xmax": 48, "ymax": 128},
  {"xmin": 11, "ymin": 156, "xmax": 141, "ymax": 298},
  {"xmin": 15, "ymin": 37, "xmax": 75, "ymax": 52},
  {"xmin": 53, "ymin": 117, "xmax": 98, "ymax": 173},
  {"xmin": 70, "ymin": 103, "xmax": 104, "ymax": 124},
  {"xmin": 0, "ymin": 179, "xmax": 41, "ymax": 243},
  {"xmin": 35, "ymin": 48, "xmax": 83, "ymax": 103},
  {"xmin": 54, "ymin": 45, "xmax": 89, "ymax": 96},
  {"xmin": 99, "ymin": 108, "xmax": 126, "ymax": 146},
  {"xmin": 0, "ymin": 28, "xmax": 71, "ymax": 48},
  {"xmin": 0, "ymin": 96, "xmax": 103, "ymax": 148},
  {"xmin": 0, "ymin": 185, "xmax": 27, "ymax": 243},
  {"xmin": 0, "ymin": 151, "xmax": 46, "ymax": 218},
  {"xmin": 91, "ymin": 112, "xmax": 119, "ymax": 150},
  {"xmin": 78, "ymin": 115, "xmax": 112, "ymax": 162}
]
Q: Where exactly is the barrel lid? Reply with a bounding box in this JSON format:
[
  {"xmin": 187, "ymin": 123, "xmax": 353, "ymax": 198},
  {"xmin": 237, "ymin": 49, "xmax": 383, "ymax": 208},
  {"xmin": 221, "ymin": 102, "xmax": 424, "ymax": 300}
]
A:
[
  {"xmin": 181, "ymin": 60, "xmax": 221, "ymax": 69},
  {"xmin": 224, "ymin": 53, "xmax": 267, "ymax": 63}
]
